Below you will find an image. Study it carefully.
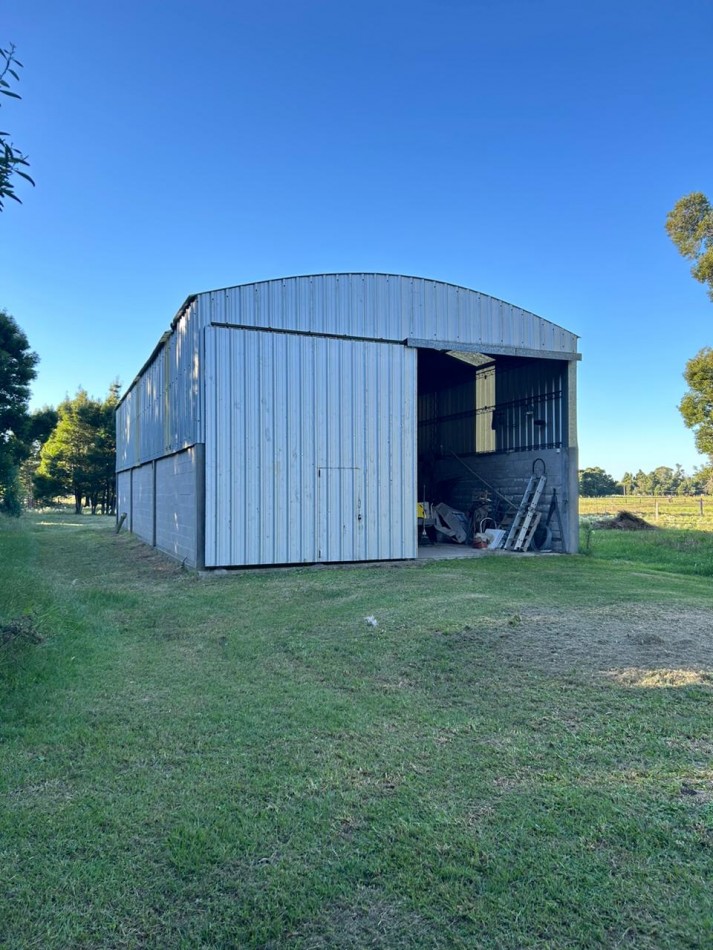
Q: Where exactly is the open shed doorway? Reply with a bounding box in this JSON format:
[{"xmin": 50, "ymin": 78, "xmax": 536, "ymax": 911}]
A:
[{"xmin": 415, "ymin": 346, "xmax": 569, "ymax": 554}]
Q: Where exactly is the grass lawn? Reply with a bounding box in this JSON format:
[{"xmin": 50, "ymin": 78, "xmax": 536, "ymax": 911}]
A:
[{"xmin": 1, "ymin": 514, "xmax": 712, "ymax": 948}]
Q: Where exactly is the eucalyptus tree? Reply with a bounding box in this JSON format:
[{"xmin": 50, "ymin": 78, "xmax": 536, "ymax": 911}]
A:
[
  {"xmin": 666, "ymin": 193, "xmax": 713, "ymax": 461},
  {"xmin": 0, "ymin": 44, "xmax": 34, "ymax": 209},
  {"xmin": 666, "ymin": 192, "xmax": 713, "ymax": 300}
]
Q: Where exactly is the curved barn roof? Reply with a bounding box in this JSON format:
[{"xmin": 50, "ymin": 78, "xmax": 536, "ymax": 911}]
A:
[
  {"xmin": 187, "ymin": 272, "xmax": 580, "ymax": 362},
  {"xmin": 120, "ymin": 273, "xmax": 580, "ymax": 411}
]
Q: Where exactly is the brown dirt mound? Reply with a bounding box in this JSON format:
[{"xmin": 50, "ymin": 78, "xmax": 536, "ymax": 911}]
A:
[{"xmin": 598, "ymin": 510, "xmax": 656, "ymax": 531}]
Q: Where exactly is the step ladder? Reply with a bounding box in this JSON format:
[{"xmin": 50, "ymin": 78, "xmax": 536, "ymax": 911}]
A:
[{"xmin": 503, "ymin": 474, "xmax": 547, "ymax": 551}]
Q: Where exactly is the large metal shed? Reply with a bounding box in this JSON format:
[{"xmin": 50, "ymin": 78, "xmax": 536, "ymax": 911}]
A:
[{"xmin": 116, "ymin": 274, "xmax": 581, "ymax": 568}]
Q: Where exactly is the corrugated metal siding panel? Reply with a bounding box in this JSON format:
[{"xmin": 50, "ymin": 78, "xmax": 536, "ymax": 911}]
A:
[
  {"xmin": 418, "ymin": 379, "xmax": 477, "ymax": 457},
  {"xmin": 199, "ymin": 274, "xmax": 579, "ymax": 356},
  {"xmin": 496, "ymin": 361, "xmax": 564, "ymax": 452},
  {"xmin": 116, "ymin": 298, "xmax": 204, "ymax": 472},
  {"xmin": 204, "ymin": 327, "xmax": 416, "ymax": 567}
]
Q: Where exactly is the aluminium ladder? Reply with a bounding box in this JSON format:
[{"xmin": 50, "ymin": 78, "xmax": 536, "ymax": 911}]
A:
[{"xmin": 503, "ymin": 473, "xmax": 547, "ymax": 552}]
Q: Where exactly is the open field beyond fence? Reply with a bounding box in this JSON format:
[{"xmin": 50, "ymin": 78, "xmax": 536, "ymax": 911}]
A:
[
  {"xmin": 1, "ymin": 514, "xmax": 712, "ymax": 948},
  {"xmin": 580, "ymin": 494, "xmax": 713, "ymax": 531}
]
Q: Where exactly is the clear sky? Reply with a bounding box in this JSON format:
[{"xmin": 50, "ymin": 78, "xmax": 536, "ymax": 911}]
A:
[{"xmin": 2, "ymin": 0, "xmax": 711, "ymax": 480}]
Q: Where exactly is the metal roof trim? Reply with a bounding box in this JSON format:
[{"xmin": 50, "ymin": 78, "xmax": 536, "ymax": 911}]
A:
[
  {"xmin": 116, "ymin": 294, "xmax": 199, "ymax": 410},
  {"xmin": 116, "ymin": 331, "xmax": 171, "ymax": 409},
  {"xmin": 407, "ymin": 337, "xmax": 582, "ymax": 362}
]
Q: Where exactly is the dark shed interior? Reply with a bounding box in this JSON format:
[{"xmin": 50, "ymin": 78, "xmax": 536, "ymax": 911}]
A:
[{"xmin": 416, "ymin": 347, "xmax": 570, "ymax": 550}]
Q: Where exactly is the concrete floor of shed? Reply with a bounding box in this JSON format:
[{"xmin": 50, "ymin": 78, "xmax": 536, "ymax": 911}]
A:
[
  {"xmin": 417, "ymin": 542, "xmax": 493, "ymax": 559},
  {"xmin": 416, "ymin": 542, "xmax": 552, "ymax": 560}
]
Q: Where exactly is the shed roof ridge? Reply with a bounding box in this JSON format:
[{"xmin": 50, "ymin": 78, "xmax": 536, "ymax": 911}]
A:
[{"xmin": 188, "ymin": 273, "xmax": 577, "ymax": 339}]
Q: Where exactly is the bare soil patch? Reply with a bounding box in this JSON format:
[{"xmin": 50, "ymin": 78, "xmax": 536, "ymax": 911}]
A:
[{"xmin": 470, "ymin": 603, "xmax": 713, "ymax": 681}]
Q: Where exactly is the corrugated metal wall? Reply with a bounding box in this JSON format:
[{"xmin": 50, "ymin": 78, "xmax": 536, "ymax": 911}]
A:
[
  {"xmin": 494, "ymin": 360, "xmax": 564, "ymax": 453},
  {"xmin": 418, "ymin": 357, "xmax": 565, "ymax": 458},
  {"xmin": 203, "ymin": 327, "xmax": 416, "ymax": 567},
  {"xmin": 419, "ymin": 378, "xmax": 478, "ymax": 457},
  {"xmin": 198, "ymin": 274, "xmax": 579, "ymax": 357},
  {"xmin": 116, "ymin": 297, "xmax": 204, "ymax": 472}
]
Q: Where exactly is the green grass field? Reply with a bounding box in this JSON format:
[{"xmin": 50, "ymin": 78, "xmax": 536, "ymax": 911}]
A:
[
  {"xmin": 580, "ymin": 494, "xmax": 713, "ymax": 531},
  {"xmin": 1, "ymin": 514, "xmax": 712, "ymax": 948}
]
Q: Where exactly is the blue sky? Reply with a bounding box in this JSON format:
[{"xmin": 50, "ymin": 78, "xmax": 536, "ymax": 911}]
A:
[{"xmin": 2, "ymin": 0, "xmax": 712, "ymax": 479}]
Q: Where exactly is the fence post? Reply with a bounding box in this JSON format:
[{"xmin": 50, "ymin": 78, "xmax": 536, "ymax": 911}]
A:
[{"xmin": 700, "ymin": 496, "xmax": 704, "ymax": 516}]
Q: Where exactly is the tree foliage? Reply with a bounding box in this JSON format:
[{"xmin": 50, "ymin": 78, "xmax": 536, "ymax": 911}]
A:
[
  {"xmin": 0, "ymin": 44, "xmax": 34, "ymax": 210},
  {"xmin": 17, "ymin": 405, "xmax": 58, "ymax": 507},
  {"xmin": 666, "ymin": 192, "xmax": 713, "ymax": 300},
  {"xmin": 36, "ymin": 385, "xmax": 119, "ymax": 514},
  {"xmin": 621, "ymin": 465, "xmax": 709, "ymax": 496},
  {"xmin": 580, "ymin": 464, "xmax": 709, "ymax": 497},
  {"xmin": 679, "ymin": 346, "xmax": 713, "ymax": 459},
  {"xmin": 0, "ymin": 309, "xmax": 38, "ymax": 514},
  {"xmin": 578, "ymin": 467, "xmax": 621, "ymax": 497}
]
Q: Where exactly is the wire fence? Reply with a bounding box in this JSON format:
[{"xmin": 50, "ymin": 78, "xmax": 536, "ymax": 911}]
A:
[{"xmin": 579, "ymin": 495, "xmax": 713, "ymax": 530}]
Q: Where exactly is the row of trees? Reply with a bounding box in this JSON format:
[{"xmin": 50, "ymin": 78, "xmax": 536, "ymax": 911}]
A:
[
  {"xmin": 579, "ymin": 465, "xmax": 713, "ymax": 498},
  {"xmin": 31, "ymin": 385, "xmax": 120, "ymax": 514},
  {"xmin": 0, "ymin": 309, "xmax": 119, "ymax": 516}
]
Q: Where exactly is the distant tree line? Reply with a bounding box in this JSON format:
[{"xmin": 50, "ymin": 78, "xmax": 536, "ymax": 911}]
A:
[
  {"xmin": 0, "ymin": 307, "xmax": 119, "ymax": 516},
  {"xmin": 579, "ymin": 465, "xmax": 713, "ymax": 498}
]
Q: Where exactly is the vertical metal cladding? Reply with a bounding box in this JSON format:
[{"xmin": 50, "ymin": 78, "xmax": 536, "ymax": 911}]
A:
[
  {"xmin": 203, "ymin": 327, "xmax": 417, "ymax": 567},
  {"xmin": 116, "ymin": 297, "xmax": 204, "ymax": 472},
  {"xmin": 198, "ymin": 274, "xmax": 579, "ymax": 357},
  {"xmin": 495, "ymin": 360, "xmax": 564, "ymax": 453}
]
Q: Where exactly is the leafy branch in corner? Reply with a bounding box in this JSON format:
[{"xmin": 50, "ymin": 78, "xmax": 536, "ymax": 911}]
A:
[{"xmin": 0, "ymin": 43, "xmax": 35, "ymax": 210}]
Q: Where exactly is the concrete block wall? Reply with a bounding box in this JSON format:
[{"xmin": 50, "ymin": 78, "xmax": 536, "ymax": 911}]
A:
[
  {"xmin": 116, "ymin": 445, "xmax": 204, "ymax": 568},
  {"xmin": 155, "ymin": 447, "xmax": 202, "ymax": 567},
  {"xmin": 131, "ymin": 464, "xmax": 154, "ymax": 545},
  {"xmin": 117, "ymin": 471, "xmax": 131, "ymax": 528},
  {"xmin": 433, "ymin": 447, "xmax": 576, "ymax": 551}
]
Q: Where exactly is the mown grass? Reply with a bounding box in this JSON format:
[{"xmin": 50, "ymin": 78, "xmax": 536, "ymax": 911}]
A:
[
  {"xmin": 581, "ymin": 519, "xmax": 713, "ymax": 577},
  {"xmin": 1, "ymin": 514, "xmax": 712, "ymax": 948}
]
